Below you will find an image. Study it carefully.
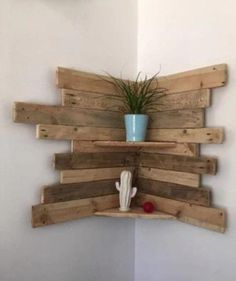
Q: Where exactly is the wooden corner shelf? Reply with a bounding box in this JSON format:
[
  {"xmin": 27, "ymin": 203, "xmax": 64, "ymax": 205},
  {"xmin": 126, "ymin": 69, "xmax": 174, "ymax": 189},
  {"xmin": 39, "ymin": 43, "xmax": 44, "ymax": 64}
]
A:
[
  {"xmin": 95, "ymin": 207, "xmax": 176, "ymax": 220},
  {"xmin": 94, "ymin": 141, "xmax": 176, "ymax": 148}
]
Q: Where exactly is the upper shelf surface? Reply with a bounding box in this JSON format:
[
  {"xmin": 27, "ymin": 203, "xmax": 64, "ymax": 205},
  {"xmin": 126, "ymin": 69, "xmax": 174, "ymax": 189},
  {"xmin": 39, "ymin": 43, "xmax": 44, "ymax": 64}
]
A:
[{"xmin": 94, "ymin": 141, "xmax": 176, "ymax": 148}]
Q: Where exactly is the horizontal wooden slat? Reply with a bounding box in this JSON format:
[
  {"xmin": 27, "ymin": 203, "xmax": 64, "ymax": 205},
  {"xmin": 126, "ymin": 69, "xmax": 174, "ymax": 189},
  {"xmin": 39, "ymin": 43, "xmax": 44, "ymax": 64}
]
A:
[
  {"xmin": 37, "ymin": 125, "xmax": 125, "ymax": 141},
  {"xmin": 139, "ymin": 153, "xmax": 217, "ymax": 175},
  {"xmin": 57, "ymin": 67, "xmax": 120, "ymax": 94},
  {"xmin": 43, "ymin": 179, "xmax": 119, "ymax": 203},
  {"xmin": 54, "ymin": 152, "xmax": 137, "ymax": 170},
  {"xmin": 137, "ymin": 178, "xmax": 210, "ymax": 206},
  {"xmin": 13, "ymin": 102, "xmax": 123, "ymax": 128},
  {"xmin": 138, "ymin": 167, "xmax": 200, "ymax": 187},
  {"xmin": 136, "ymin": 193, "xmax": 225, "ymax": 232},
  {"xmin": 61, "ymin": 89, "xmax": 123, "ymax": 111},
  {"xmin": 155, "ymin": 64, "xmax": 227, "ymax": 94},
  {"xmin": 147, "ymin": 128, "xmax": 224, "ymax": 143},
  {"xmin": 94, "ymin": 141, "xmax": 176, "ymax": 148},
  {"xmin": 32, "ymin": 194, "xmax": 119, "ymax": 228},
  {"xmin": 60, "ymin": 167, "xmax": 134, "ymax": 184}
]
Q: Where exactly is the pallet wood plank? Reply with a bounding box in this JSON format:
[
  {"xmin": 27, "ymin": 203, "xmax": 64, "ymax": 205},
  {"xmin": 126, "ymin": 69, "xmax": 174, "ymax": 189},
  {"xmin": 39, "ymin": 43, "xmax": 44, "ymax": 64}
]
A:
[
  {"xmin": 136, "ymin": 193, "xmax": 225, "ymax": 232},
  {"xmin": 32, "ymin": 194, "xmax": 119, "ymax": 228},
  {"xmin": 60, "ymin": 167, "xmax": 134, "ymax": 184},
  {"xmin": 13, "ymin": 102, "xmax": 123, "ymax": 128},
  {"xmin": 54, "ymin": 152, "xmax": 138, "ymax": 170},
  {"xmin": 140, "ymin": 153, "xmax": 217, "ymax": 175},
  {"xmin": 37, "ymin": 125, "xmax": 125, "ymax": 141},
  {"xmin": 138, "ymin": 167, "xmax": 200, "ymax": 187},
  {"xmin": 147, "ymin": 128, "xmax": 224, "ymax": 143},
  {"xmin": 43, "ymin": 179, "xmax": 119, "ymax": 203},
  {"xmin": 155, "ymin": 64, "xmax": 227, "ymax": 94},
  {"xmin": 94, "ymin": 141, "xmax": 176, "ymax": 148},
  {"xmin": 137, "ymin": 177, "xmax": 210, "ymax": 206}
]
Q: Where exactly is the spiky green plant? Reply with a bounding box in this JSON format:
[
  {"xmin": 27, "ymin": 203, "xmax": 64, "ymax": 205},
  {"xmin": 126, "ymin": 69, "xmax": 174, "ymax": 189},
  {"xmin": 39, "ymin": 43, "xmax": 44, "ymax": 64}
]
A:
[{"xmin": 105, "ymin": 72, "xmax": 166, "ymax": 114}]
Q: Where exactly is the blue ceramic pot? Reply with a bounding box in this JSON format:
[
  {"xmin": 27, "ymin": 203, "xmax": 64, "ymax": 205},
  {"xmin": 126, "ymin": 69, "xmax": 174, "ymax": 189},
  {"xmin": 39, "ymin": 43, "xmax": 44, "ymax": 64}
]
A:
[{"xmin": 124, "ymin": 114, "xmax": 149, "ymax": 142}]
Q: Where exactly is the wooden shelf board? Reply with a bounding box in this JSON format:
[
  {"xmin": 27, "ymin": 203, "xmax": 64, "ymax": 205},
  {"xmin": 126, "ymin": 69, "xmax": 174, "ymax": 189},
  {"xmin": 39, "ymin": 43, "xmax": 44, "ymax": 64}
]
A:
[
  {"xmin": 94, "ymin": 207, "xmax": 176, "ymax": 220},
  {"xmin": 94, "ymin": 141, "xmax": 176, "ymax": 148}
]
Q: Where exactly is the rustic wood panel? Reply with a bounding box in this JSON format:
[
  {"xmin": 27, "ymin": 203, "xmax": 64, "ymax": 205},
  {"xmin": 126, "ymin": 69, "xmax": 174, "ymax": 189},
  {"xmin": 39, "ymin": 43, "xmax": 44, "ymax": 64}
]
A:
[
  {"xmin": 43, "ymin": 179, "xmax": 119, "ymax": 203},
  {"xmin": 61, "ymin": 89, "xmax": 123, "ymax": 111},
  {"xmin": 37, "ymin": 125, "xmax": 125, "ymax": 141},
  {"xmin": 94, "ymin": 141, "xmax": 176, "ymax": 148},
  {"xmin": 138, "ymin": 167, "xmax": 200, "ymax": 187},
  {"xmin": 13, "ymin": 102, "xmax": 123, "ymax": 128},
  {"xmin": 60, "ymin": 167, "xmax": 134, "ymax": 184},
  {"xmin": 155, "ymin": 64, "xmax": 227, "ymax": 94},
  {"xmin": 150, "ymin": 89, "xmax": 210, "ymax": 112},
  {"xmin": 147, "ymin": 128, "xmax": 224, "ymax": 143},
  {"xmin": 54, "ymin": 152, "xmax": 138, "ymax": 170},
  {"xmin": 57, "ymin": 67, "xmax": 119, "ymax": 94},
  {"xmin": 137, "ymin": 177, "xmax": 210, "ymax": 206},
  {"xmin": 139, "ymin": 153, "xmax": 217, "ymax": 175},
  {"xmin": 32, "ymin": 194, "xmax": 119, "ymax": 228},
  {"xmin": 136, "ymin": 193, "xmax": 225, "ymax": 232},
  {"xmin": 149, "ymin": 109, "xmax": 204, "ymax": 128}
]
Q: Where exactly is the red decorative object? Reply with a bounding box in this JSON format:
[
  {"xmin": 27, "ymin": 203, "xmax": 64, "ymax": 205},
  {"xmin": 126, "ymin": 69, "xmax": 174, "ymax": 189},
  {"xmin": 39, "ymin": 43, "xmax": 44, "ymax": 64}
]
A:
[{"xmin": 142, "ymin": 202, "xmax": 155, "ymax": 213}]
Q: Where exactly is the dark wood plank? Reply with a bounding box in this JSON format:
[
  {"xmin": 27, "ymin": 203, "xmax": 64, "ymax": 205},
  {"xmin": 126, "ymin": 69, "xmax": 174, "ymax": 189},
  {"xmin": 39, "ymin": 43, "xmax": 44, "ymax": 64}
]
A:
[
  {"xmin": 137, "ymin": 177, "xmax": 210, "ymax": 206},
  {"xmin": 139, "ymin": 152, "xmax": 217, "ymax": 175},
  {"xmin": 54, "ymin": 152, "xmax": 138, "ymax": 170}
]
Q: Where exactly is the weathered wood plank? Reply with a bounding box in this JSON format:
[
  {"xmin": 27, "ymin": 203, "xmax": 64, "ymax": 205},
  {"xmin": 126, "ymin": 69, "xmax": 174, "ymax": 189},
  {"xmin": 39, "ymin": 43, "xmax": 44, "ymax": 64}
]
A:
[
  {"xmin": 138, "ymin": 167, "xmax": 200, "ymax": 187},
  {"xmin": 149, "ymin": 109, "xmax": 204, "ymax": 128},
  {"xmin": 94, "ymin": 141, "xmax": 176, "ymax": 148},
  {"xmin": 13, "ymin": 102, "xmax": 123, "ymax": 128},
  {"xmin": 32, "ymin": 194, "xmax": 119, "ymax": 228},
  {"xmin": 155, "ymin": 64, "xmax": 227, "ymax": 94},
  {"xmin": 137, "ymin": 177, "xmax": 210, "ymax": 206},
  {"xmin": 147, "ymin": 128, "xmax": 224, "ymax": 143},
  {"xmin": 139, "ymin": 153, "xmax": 217, "ymax": 175},
  {"xmin": 136, "ymin": 193, "xmax": 225, "ymax": 232},
  {"xmin": 61, "ymin": 89, "xmax": 123, "ymax": 111},
  {"xmin": 43, "ymin": 179, "xmax": 119, "ymax": 203},
  {"xmin": 60, "ymin": 167, "xmax": 134, "ymax": 184},
  {"xmin": 37, "ymin": 125, "xmax": 125, "ymax": 141},
  {"xmin": 54, "ymin": 152, "xmax": 137, "ymax": 170},
  {"xmin": 150, "ymin": 89, "xmax": 210, "ymax": 112},
  {"xmin": 57, "ymin": 67, "xmax": 119, "ymax": 94}
]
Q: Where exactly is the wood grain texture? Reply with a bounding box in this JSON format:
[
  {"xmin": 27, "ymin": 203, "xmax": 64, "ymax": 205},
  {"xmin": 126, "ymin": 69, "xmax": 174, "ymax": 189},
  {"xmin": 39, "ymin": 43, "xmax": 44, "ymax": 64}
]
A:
[
  {"xmin": 32, "ymin": 194, "xmax": 119, "ymax": 228},
  {"xmin": 37, "ymin": 124, "xmax": 125, "ymax": 141},
  {"xmin": 94, "ymin": 141, "xmax": 176, "ymax": 148},
  {"xmin": 61, "ymin": 89, "xmax": 123, "ymax": 111},
  {"xmin": 60, "ymin": 167, "xmax": 134, "ymax": 184},
  {"xmin": 137, "ymin": 177, "xmax": 210, "ymax": 206},
  {"xmin": 57, "ymin": 67, "xmax": 119, "ymax": 94},
  {"xmin": 43, "ymin": 179, "xmax": 118, "ymax": 203},
  {"xmin": 13, "ymin": 102, "xmax": 123, "ymax": 128},
  {"xmin": 138, "ymin": 167, "xmax": 200, "ymax": 187},
  {"xmin": 149, "ymin": 89, "xmax": 211, "ymax": 112},
  {"xmin": 155, "ymin": 64, "xmax": 227, "ymax": 94},
  {"xmin": 54, "ymin": 152, "xmax": 138, "ymax": 170},
  {"xmin": 136, "ymin": 193, "xmax": 225, "ymax": 232},
  {"xmin": 139, "ymin": 153, "xmax": 217, "ymax": 175},
  {"xmin": 147, "ymin": 128, "xmax": 224, "ymax": 143}
]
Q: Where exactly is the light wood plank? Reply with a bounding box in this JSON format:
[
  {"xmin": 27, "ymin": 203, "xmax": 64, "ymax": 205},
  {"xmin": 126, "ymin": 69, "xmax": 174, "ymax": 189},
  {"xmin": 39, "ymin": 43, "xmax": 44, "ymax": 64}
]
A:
[
  {"xmin": 37, "ymin": 124, "xmax": 125, "ymax": 141},
  {"xmin": 136, "ymin": 193, "xmax": 225, "ymax": 232},
  {"xmin": 32, "ymin": 194, "xmax": 119, "ymax": 228},
  {"xmin": 147, "ymin": 128, "xmax": 224, "ymax": 143},
  {"xmin": 54, "ymin": 152, "xmax": 138, "ymax": 170},
  {"xmin": 13, "ymin": 102, "xmax": 123, "ymax": 128},
  {"xmin": 43, "ymin": 179, "xmax": 119, "ymax": 203},
  {"xmin": 137, "ymin": 177, "xmax": 210, "ymax": 206},
  {"xmin": 138, "ymin": 167, "xmax": 200, "ymax": 187},
  {"xmin": 94, "ymin": 141, "xmax": 176, "ymax": 148},
  {"xmin": 139, "ymin": 153, "xmax": 217, "ymax": 175},
  {"xmin": 155, "ymin": 64, "xmax": 227, "ymax": 94},
  {"xmin": 95, "ymin": 207, "xmax": 176, "ymax": 219},
  {"xmin": 60, "ymin": 167, "xmax": 134, "ymax": 184}
]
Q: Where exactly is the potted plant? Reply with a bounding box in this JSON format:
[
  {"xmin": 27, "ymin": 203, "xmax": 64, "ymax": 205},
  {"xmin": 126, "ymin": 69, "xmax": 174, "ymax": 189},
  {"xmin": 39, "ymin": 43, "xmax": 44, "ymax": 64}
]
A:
[{"xmin": 106, "ymin": 72, "xmax": 165, "ymax": 142}]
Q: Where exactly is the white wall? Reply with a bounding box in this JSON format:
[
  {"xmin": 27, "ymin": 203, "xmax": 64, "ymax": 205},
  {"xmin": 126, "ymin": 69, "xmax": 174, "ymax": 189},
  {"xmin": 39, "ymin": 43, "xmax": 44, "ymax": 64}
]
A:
[
  {"xmin": 136, "ymin": 1, "xmax": 236, "ymax": 281},
  {"xmin": 0, "ymin": 1, "xmax": 137, "ymax": 281}
]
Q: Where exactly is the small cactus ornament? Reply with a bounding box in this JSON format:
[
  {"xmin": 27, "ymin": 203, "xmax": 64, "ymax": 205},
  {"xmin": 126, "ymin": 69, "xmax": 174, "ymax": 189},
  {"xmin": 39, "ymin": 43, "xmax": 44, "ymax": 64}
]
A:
[{"xmin": 115, "ymin": 170, "xmax": 137, "ymax": 212}]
